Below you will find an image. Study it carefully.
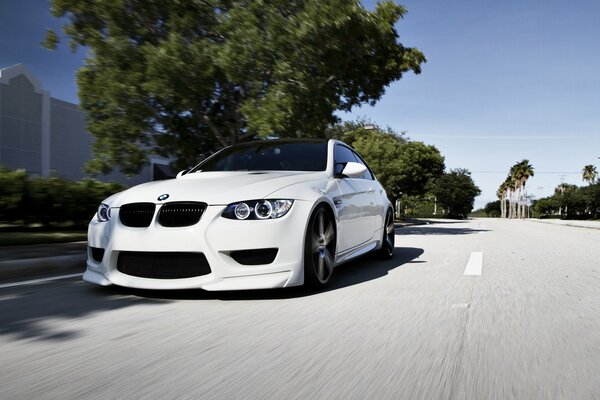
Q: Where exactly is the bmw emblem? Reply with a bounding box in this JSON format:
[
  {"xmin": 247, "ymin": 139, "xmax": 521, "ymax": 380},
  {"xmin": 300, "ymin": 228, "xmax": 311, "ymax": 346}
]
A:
[{"xmin": 157, "ymin": 194, "xmax": 169, "ymax": 201}]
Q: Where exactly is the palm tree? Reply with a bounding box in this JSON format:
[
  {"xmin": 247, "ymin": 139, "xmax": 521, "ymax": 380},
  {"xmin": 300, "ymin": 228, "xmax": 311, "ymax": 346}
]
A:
[
  {"xmin": 517, "ymin": 160, "xmax": 534, "ymax": 218},
  {"xmin": 497, "ymin": 182, "xmax": 508, "ymax": 218},
  {"xmin": 582, "ymin": 164, "xmax": 598, "ymax": 185},
  {"xmin": 501, "ymin": 160, "xmax": 534, "ymax": 219},
  {"xmin": 504, "ymin": 178, "xmax": 513, "ymax": 218},
  {"xmin": 509, "ymin": 163, "xmax": 523, "ymax": 218},
  {"xmin": 497, "ymin": 178, "xmax": 509, "ymax": 218}
]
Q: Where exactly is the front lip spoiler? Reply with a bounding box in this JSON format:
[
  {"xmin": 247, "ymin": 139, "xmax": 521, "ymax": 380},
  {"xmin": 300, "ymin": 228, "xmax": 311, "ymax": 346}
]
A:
[
  {"xmin": 83, "ymin": 263, "xmax": 294, "ymax": 291},
  {"xmin": 83, "ymin": 268, "xmax": 111, "ymax": 286}
]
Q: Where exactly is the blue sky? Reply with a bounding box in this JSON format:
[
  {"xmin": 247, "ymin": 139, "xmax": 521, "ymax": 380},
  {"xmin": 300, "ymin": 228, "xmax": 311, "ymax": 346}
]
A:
[
  {"xmin": 2, "ymin": 0, "xmax": 599, "ymax": 208},
  {"xmin": 352, "ymin": 0, "xmax": 600, "ymax": 207}
]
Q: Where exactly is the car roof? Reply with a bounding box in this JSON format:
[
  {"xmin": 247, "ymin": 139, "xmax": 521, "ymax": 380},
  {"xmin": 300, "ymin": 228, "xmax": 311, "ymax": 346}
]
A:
[{"xmin": 235, "ymin": 138, "xmax": 330, "ymax": 146}]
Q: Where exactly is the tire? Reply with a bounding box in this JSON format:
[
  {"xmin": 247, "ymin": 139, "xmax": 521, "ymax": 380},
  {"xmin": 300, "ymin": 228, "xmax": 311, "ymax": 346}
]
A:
[
  {"xmin": 377, "ymin": 208, "xmax": 395, "ymax": 259},
  {"xmin": 304, "ymin": 205, "xmax": 336, "ymax": 288}
]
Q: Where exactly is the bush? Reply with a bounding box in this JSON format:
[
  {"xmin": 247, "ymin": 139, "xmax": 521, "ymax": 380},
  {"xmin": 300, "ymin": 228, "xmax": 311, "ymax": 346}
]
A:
[
  {"xmin": 68, "ymin": 179, "xmax": 126, "ymax": 225},
  {"xmin": 0, "ymin": 165, "xmax": 126, "ymax": 227},
  {"xmin": 539, "ymin": 214, "xmax": 561, "ymax": 220},
  {"xmin": 0, "ymin": 166, "xmax": 27, "ymax": 222},
  {"xmin": 533, "ymin": 182, "xmax": 600, "ymax": 220}
]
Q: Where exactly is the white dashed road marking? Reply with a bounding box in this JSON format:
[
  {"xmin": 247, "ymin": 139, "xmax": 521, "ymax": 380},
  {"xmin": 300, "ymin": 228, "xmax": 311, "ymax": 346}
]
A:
[
  {"xmin": 464, "ymin": 252, "xmax": 483, "ymax": 276},
  {"xmin": 0, "ymin": 273, "xmax": 83, "ymax": 289}
]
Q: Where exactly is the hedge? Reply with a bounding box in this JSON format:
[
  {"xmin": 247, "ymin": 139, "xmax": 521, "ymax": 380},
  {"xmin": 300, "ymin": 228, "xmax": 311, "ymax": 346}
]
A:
[{"xmin": 0, "ymin": 165, "xmax": 126, "ymax": 227}]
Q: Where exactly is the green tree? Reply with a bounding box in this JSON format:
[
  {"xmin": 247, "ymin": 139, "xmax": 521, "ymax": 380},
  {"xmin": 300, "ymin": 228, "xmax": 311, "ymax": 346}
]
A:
[
  {"xmin": 0, "ymin": 166, "xmax": 27, "ymax": 222},
  {"xmin": 396, "ymin": 141, "xmax": 445, "ymax": 197},
  {"xmin": 484, "ymin": 200, "xmax": 501, "ymax": 217},
  {"xmin": 534, "ymin": 182, "xmax": 600, "ymax": 220},
  {"xmin": 532, "ymin": 197, "xmax": 559, "ymax": 217},
  {"xmin": 581, "ymin": 183, "xmax": 600, "ymax": 219},
  {"xmin": 497, "ymin": 159, "xmax": 534, "ymax": 219},
  {"xmin": 582, "ymin": 164, "xmax": 598, "ymax": 185},
  {"xmin": 560, "ymin": 187, "xmax": 587, "ymax": 219},
  {"xmin": 515, "ymin": 159, "xmax": 534, "ymax": 218},
  {"xmin": 497, "ymin": 179, "xmax": 510, "ymax": 218},
  {"xmin": 327, "ymin": 120, "xmax": 444, "ymax": 201},
  {"xmin": 554, "ymin": 183, "xmax": 577, "ymax": 217},
  {"xmin": 46, "ymin": 0, "xmax": 426, "ymax": 174},
  {"xmin": 508, "ymin": 162, "xmax": 523, "ymax": 219},
  {"xmin": 432, "ymin": 169, "xmax": 481, "ymax": 219},
  {"xmin": 350, "ymin": 130, "xmax": 405, "ymax": 201}
]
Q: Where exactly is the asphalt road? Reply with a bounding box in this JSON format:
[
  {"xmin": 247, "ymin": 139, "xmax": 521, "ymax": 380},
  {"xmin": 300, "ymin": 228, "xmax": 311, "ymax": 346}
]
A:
[{"xmin": 1, "ymin": 219, "xmax": 599, "ymax": 399}]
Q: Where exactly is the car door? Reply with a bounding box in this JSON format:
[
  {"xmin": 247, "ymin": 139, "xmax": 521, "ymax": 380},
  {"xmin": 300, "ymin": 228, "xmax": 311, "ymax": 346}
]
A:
[
  {"xmin": 333, "ymin": 144, "xmax": 372, "ymax": 252},
  {"xmin": 350, "ymin": 149, "xmax": 385, "ymax": 240}
]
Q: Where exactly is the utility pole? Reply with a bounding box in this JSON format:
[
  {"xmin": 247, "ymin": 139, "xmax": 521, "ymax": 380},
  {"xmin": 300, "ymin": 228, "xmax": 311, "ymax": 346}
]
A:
[{"xmin": 558, "ymin": 175, "xmax": 566, "ymax": 216}]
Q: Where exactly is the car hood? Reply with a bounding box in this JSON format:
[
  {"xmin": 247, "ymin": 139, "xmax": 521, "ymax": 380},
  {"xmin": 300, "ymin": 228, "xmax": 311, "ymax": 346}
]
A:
[{"xmin": 105, "ymin": 171, "xmax": 328, "ymax": 207}]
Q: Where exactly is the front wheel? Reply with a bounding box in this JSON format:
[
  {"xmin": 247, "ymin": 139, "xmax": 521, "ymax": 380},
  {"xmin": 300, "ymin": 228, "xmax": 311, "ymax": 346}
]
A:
[
  {"xmin": 304, "ymin": 206, "xmax": 336, "ymax": 288},
  {"xmin": 376, "ymin": 209, "xmax": 395, "ymax": 259}
]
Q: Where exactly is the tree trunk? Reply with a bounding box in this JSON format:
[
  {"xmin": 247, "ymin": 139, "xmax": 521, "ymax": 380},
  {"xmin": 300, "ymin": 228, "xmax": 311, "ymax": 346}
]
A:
[{"xmin": 516, "ymin": 188, "xmax": 520, "ymax": 219}]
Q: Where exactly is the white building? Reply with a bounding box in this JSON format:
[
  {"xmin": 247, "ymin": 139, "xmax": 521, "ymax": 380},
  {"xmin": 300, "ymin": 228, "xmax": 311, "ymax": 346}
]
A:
[{"xmin": 0, "ymin": 63, "xmax": 172, "ymax": 183}]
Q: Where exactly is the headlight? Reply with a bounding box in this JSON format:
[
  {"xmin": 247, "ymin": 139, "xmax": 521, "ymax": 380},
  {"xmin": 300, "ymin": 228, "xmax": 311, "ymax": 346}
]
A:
[
  {"xmin": 222, "ymin": 199, "xmax": 293, "ymax": 220},
  {"xmin": 97, "ymin": 203, "xmax": 111, "ymax": 222},
  {"xmin": 234, "ymin": 202, "xmax": 251, "ymax": 220}
]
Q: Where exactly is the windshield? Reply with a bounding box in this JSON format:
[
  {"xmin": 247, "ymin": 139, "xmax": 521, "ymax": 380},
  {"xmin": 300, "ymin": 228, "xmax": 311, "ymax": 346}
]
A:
[{"xmin": 191, "ymin": 141, "xmax": 328, "ymax": 172}]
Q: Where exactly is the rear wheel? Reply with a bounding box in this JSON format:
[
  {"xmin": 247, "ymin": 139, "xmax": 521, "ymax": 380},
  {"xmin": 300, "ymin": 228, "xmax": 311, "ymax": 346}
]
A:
[
  {"xmin": 377, "ymin": 209, "xmax": 395, "ymax": 259},
  {"xmin": 304, "ymin": 206, "xmax": 336, "ymax": 288}
]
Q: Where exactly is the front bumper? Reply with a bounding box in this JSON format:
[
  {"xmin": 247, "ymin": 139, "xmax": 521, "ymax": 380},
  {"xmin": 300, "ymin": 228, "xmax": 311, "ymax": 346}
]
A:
[{"xmin": 84, "ymin": 201, "xmax": 313, "ymax": 290}]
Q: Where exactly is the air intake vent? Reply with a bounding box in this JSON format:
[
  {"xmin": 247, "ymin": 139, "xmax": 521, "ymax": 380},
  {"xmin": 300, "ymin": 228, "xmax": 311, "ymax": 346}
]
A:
[
  {"xmin": 158, "ymin": 202, "xmax": 207, "ymax": 227},
  {"xmin": 117, "ymin": 252, "xmax": 211, "ymax": 279},
  {"xmin": 89, "ymin": 246, "xmax": 105, "ymax": 262},
  {"xmin": 119, "ymin": 203, "xmax": 156, "ymax": 227},
  {"xmin": 230, "ymin": 248, "xmax": 278, "ymax": 265}
]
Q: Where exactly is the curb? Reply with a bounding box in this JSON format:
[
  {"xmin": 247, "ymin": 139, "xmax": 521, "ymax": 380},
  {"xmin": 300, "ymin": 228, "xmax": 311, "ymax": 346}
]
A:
[
  {"xmin": 526, "ymin": 219, "xmax": 600, "ymax": 231},
  {"xmin": 394, "ymin": 220, "xmax": 428, "ymax": 227},
  {"xmin": 0, "ymin": 254, "xmax": 86, "ymax": 282}
]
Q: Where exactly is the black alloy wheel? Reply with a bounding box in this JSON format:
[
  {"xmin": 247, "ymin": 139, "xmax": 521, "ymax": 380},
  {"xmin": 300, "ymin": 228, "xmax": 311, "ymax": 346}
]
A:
[{"xmin": 304, "ymin": 206, "xmax": 336, "ymax": 288}]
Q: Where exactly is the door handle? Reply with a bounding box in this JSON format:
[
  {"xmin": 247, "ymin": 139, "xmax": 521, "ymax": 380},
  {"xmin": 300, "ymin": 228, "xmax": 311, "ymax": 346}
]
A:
[{"xmin": 368, "ymin": 188, "xmax": 374, "ymax": 194}]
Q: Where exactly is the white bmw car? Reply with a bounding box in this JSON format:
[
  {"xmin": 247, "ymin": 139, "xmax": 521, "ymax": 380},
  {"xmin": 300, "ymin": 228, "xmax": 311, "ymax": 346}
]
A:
[{"xmin": 84, "ymin": 139, "xmax": 395, "ymax": 291}]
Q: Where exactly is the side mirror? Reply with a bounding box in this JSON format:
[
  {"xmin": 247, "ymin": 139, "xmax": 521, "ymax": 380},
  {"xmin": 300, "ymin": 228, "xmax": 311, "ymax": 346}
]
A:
[
  {"xmin": 176, "ymin": 169, "xmax": 190, "ymax": 178},
  {"xmin": 340, "ymin": 162, "xmax": 367, "ymax": 178}
]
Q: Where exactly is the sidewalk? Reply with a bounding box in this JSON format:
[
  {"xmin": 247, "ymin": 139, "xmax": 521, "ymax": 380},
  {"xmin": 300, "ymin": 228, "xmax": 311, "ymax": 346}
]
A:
[{"xmin": 527, "ymin": 218, "xmax": 600, "ymax": 230}]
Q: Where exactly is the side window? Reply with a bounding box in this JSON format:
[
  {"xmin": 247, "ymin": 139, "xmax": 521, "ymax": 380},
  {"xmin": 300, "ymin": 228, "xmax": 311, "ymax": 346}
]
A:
[
  {"xmin": 351, "ymin": 151, "xmax": 375, "ymax": 180},
  {"xmin": 334, "ymin": 145, "xmax": 358, "ymax": 176}
]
